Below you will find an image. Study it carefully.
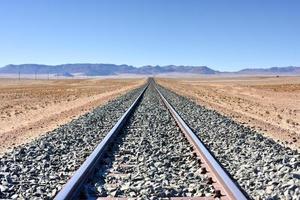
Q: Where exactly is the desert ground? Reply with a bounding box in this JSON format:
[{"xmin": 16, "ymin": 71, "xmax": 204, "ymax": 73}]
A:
[
  {"xmin": 0, "ymin": 78, "xmax": 145, "ymax": 154},
  {"xmin": 157, "ymin": 76, "xmax": 300, "ymax": 150}
]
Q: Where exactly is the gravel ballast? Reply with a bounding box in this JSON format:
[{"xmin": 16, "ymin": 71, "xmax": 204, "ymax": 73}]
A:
[
  {"xmin": 157, "ymin": 84, "xmax": 300, "ymax": 200},
  {"xmin": 0, "ymin": 86, "xmax": 144, "ymax": 199},
  {"xmin": 86, "ymin": 84, "xmax": 215, "ymax": 198}
]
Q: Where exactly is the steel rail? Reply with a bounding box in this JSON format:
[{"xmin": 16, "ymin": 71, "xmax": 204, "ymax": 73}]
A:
[
  {"xmin": 54, "ymin": 83, "xmax": 149, "ymax": 200},
  {"xmin": 55, "ymin": 79, "xmax": 248, "ymax": 200},
  {"xmin": 154, "ymin": 83, "xmax": 248, "ymax": 200}
]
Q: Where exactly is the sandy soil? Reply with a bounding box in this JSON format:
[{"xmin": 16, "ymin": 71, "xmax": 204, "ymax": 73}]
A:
[
  {"xmin": 157, "ymin": 76, "xmax": 300, "ymax": 150},
  {"xmin": 0, "ymin": 78, "xmax": 145, "ymax": 154}
]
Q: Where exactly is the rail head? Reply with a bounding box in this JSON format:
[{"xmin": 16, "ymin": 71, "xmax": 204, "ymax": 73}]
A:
[
  {"xmin": 154, "ymin": 84, "xmax": 248, "ymax": 200},
  {"xmin": 54, "ymin": 84, "xmax": 149, "ymax": 200}
]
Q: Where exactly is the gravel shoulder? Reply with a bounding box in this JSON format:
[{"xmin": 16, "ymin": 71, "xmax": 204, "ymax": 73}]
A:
[
  {"xmin": 0, "ymin": 78, "xmax": 145, "ymax": 154},
  {"xmin": 0, "ymin": 86, "xmax": 144, "ymax": 199},
  {"xmin": 157, "ymin": 77, "xmax": 300, "ymax": 150},
  {"xmin": 157, "ymin": 84, "xmax": 300, "ymax": 199}
]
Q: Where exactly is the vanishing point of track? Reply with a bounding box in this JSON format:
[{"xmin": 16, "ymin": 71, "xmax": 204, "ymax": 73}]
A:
[{"xmin": 54, "ymin": 79, "xmax": 248, "ymax": 200}]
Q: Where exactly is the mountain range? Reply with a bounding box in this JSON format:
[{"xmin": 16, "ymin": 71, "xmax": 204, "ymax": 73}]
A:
[{"xmin": 0, "ymin": 64, "xmax": 299, "ymax": 76}]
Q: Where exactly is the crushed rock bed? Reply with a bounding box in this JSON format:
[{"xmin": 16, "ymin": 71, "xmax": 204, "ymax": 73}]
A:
[
  {"xmin": 157, "ymin": 84, "xmax": 300, "ymax": 200},
  {"xmin": 86, "ymin": 84, "xmax": 215, "ymax": 198},
  {"xmin": 0, "ymin": 87, "xmax": 144, "ymax": 199}
]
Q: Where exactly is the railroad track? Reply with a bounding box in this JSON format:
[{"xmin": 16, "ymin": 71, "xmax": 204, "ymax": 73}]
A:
[{"xmin": 54, "ymin": 79, "xmax": 248, "ymax": 200}]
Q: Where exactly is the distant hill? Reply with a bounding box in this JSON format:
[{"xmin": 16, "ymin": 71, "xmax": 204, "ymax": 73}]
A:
[
  {"xmin": 136, "ymin": 65, "xmax": 217, "ymax": 75},
  {"xmin": 0, "ymin": 64, "xmax": 299, "ymax": 76},
  {"xmin": 237, "ymin": 66, "xmax": 300, "ymax": 75},
  {"xmin": 0, "ymin": 64, "xmax": 137, "ymax": 76},
  {"xmin": 0, "ymin": 64, "xmax": 218, "ymax": 76}
]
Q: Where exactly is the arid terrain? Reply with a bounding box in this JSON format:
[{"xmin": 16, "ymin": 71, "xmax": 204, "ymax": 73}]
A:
[
  {"xmin": 157, "ymin": 76, "xmax": 300, "ymax": 150},
  {"xmin": 0, "ymin": 78, "xmax": 145, "ymax": 154},
  {"xmin": 1, "ymin": 76, "xmax": 299, "ymax": 154}
]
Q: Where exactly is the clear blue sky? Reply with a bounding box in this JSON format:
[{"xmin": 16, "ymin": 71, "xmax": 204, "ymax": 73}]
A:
[{"xmin": 0, "ymin": 0, "xmax": 299, "ymax": 71}]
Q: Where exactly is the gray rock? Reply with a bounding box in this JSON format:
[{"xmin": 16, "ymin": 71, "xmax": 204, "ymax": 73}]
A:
[
  {"xmin": 0, "ymin": 86, "xmax": 144, "ymax": 199},
  {"xmin": 157, "ymin": 84, "xmax": 300, "ymax": 200}
]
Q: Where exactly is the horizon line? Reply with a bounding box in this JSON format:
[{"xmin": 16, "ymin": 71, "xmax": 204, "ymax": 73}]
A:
[{"xmin": 1, "ymin": 63, "xmax": 299, "ymax": 71}]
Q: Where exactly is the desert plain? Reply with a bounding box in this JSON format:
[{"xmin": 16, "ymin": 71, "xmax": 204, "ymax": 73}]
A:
[
  {"xmin": 157, "ymin": 76, "xmax": 300, "ymax": 150},
  {"xmin": 1, "ymin": 76, "xmax": 299, "ymax": 155},
  {"xmin": 0, "ymin": 78, "xmax": 145, "ymax": 154}
]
